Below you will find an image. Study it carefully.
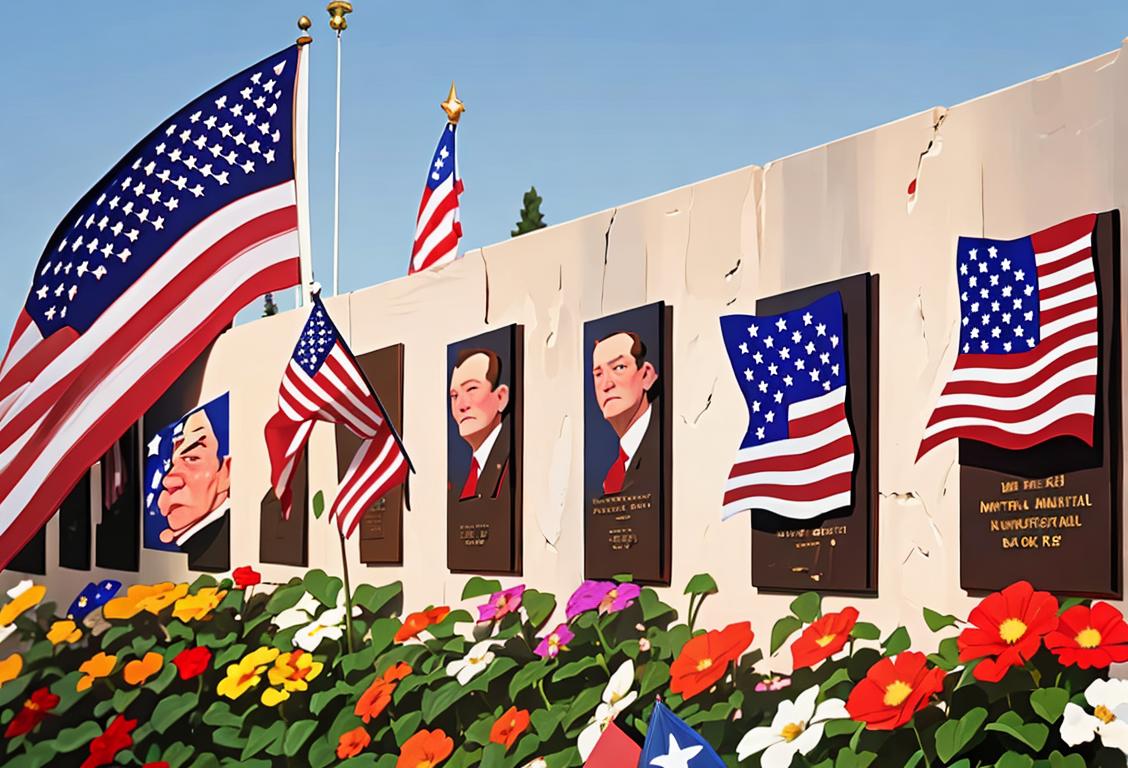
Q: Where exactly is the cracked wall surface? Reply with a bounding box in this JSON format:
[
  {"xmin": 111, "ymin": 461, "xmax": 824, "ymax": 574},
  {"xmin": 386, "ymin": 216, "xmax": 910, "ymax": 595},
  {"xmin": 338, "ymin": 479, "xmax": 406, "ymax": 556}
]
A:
[{"xmin": 15, "ymin": 44, "xmax": 1128, "ymax": 660}]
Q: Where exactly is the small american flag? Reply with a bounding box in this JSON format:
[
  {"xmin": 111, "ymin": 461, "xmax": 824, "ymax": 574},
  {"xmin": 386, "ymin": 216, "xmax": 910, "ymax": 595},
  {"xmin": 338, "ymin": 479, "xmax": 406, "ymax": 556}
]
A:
[
  {"xmin": 719, "ymin": 292, "xmax": 856, "ymax": 520},
  {"xmin": 264, "ymin": 294, "xmax": 410, "ymax": 538},
  {"xmin": 0, "ymin": 46, "xmax": 306, "ymax": 567},
  {"xmin": 408, "ymin": 123, "xmax": 463, "ymax": 274},
  {"xmin": 918, "ymin": 214, "xmax": 1100, "ymax": 458}
]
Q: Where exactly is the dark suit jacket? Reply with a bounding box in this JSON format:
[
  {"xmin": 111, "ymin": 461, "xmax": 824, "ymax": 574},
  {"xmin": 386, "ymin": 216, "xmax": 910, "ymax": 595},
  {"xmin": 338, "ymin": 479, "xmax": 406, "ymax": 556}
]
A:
[
  {"xmin": 448, "ymin": 419, "xmax": 516, "ymax": 573},
  {"xmin": 182, "ymin": 511, "xmax": 230, "ymax": 573},
  {"xmin": 606, "ymin": 407, "xmax": 661, "ymax": 498}
]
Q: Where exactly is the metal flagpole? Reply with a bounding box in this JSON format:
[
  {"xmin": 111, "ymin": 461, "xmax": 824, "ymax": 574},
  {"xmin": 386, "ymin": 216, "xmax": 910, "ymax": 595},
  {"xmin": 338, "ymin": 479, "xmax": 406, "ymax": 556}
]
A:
[
  {"xmin": 294, "ymin": 17, "xmax": 315, "ymax": 307},
  {"xmin": 327, "ymin": 2, "xmax": 352, "ymax": 296}
]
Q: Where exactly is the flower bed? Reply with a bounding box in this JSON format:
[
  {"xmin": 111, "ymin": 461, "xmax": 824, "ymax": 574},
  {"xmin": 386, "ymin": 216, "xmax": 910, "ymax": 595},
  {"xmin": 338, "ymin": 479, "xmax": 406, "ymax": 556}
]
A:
[{"xmin": 0, "ymin": 571, "xmax": 1123, "ymax": 767}]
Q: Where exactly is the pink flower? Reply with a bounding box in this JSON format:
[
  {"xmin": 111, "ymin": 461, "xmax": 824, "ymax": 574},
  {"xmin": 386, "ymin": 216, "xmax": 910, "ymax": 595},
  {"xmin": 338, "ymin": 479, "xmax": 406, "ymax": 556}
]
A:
[
  {"xmin": 755, "ymin": 675, "xmax": 792, "ymax": 692},
  {"xmin": 564, "ymin": 581, "xmax": 640, "ymax": 621},
  {"xmin": 478, "ymin": 585, "xmax": 525, "ymax": 623},
  {"xmin": 535, "ymin": 624, "xmax": 575, "ymax": 659}
]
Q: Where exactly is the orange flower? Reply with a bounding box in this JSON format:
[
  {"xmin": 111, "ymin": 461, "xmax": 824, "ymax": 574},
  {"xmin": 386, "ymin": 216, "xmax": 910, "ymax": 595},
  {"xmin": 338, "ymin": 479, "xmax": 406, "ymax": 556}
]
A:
[
  {"xmin": 669, "ymin": 621, "xmax": 754, "ymax": 700},
  {"xmin": 336, "ymin": 726, "xmax": 371, "ymax": 759},
  {"xmin": 123, "ymin": 652, "xmax": 163, "ymax": 686},
  {"xmin": 355, "ymin": 662, "xmax": 412, "ymax": 723},
  {"xmin": 0, "ymin": 582, "xmax": 46, "ymax": 626},
  {"xmin": 0, "ymin": 652, "xmax": 23, "ymax": 687},
  {"xmin": 394, "ymin": 607, "xmax": 451, "ymax": 643},
  {"xmin": 77, "ymin": 652, "xmax": 117, "ymax": 692},
  {"xmin": 489, "ymin": 706, "xmax": 530, "ymax": 750},
  {"xmin": 171, "ymin": 587, "xmax": 227, "ymax": 622},
  {"xmin": 791, "ymin": 607, "xmax": 859, "ymax": 671},
  {"xmin": 397, "ymin": 729, "xmax": 454, "ymax": 768},
  {"xmin": 103, "ymin": 583, "xmax": 189, "ymax": 620},
  {"xmin": 846, "ymin": 651, "xmax": 945, "ymax": 730},
  {"xmin": 47, "ymin": 620, "xmax": 83, "ymax": 646}
]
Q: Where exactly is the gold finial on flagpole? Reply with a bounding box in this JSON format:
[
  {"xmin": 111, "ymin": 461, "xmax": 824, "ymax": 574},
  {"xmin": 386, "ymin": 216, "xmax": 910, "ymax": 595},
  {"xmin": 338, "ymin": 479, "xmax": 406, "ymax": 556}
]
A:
[
  {"xmin": 441, "ymin": 81, "xmax": 465, "ymax": 125},
  {"xmin": 297, "ymin": 15, "xmax": 313, "ymax": 46},
  {"xmin": 327, "ymin": 1, "xmax": 353, "ymax": 32}
]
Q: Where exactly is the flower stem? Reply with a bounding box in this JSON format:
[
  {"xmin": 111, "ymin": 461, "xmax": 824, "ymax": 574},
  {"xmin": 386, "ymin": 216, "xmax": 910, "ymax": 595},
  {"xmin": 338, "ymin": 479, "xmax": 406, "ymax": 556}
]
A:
[
  {"xmin": 594, "ymin": 623, "xmax": 614, "ymax": 669},
  {"xmin": 536, "ymin": 678, "xmax": 552, "ymax": 710},
  {"xmin": 911, "ymin": 721, "xmax": 931, "ymax": 768},
  {"xmin": 338, "ymin": 530, "xmax": 355, "ymax": 656}
]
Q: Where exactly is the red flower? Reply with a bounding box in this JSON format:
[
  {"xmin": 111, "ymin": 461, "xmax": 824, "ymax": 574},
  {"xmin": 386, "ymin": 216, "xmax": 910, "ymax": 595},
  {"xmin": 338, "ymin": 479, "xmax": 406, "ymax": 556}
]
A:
[
  {"xmin": 5, "ymin": 687, "xmax": 60, "ymax": 737},
  {"xmin": 846, "ymin": 652, "xmax": 945, "ymax": 730},
  {"xmin": 394, "ymin": 607, "xmax": 451, "ymax": 643},
  {"xmin": 337, "ymin": 726, "xmax": 371, "ymax": 759},
  {"xmin": 172, "ymin": 646, "xmax": 212, "ymax": 680},
  {"xmin": 397, "ymin": 729, "xmax": 453, "ymax": 768},
  {"xmin": 1045, "ymin": 601, "xmax": 1128, "ymax": 669},
  {"xmin": 81, "ymin": 715, "xmax": 137, "ymax": 768},
  {"xmin": 232, "ymin": 566, "xmax": 262, "ymax": 589},
  {"xmin": 958, "ymin": 580, "xmax": 1059, "ymax": 683},
  {"xmin": 355, "ymin": 662, "xmax": 413, "ymax": 723},
  {"xmin": 790, "ymin": 607, "xmax": 859, "ymax": 671},
  {"xmin": 143, "ymin": 764, "xmax": 171, "ymax": 768},
  {"xmin": 489, "ymin": 706, "xmax": 530, "ymax": 750},
  {"xmin": 669, "ymin": 621, "xmax": 754, "ymax": 700}
]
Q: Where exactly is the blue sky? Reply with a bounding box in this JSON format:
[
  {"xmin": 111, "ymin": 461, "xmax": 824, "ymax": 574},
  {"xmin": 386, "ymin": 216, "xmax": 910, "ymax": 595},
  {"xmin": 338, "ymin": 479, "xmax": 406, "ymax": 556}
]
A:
[{"xmin": 2, "ymin": 3, "xmax": 1126, "ymax": 332}]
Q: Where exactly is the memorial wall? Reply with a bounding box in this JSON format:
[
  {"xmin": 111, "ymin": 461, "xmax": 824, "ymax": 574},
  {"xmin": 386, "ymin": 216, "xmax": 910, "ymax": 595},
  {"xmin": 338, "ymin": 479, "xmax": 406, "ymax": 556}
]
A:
[{"xmin": 9, "ymin": 42, "xmax": 1128, "ymax": 655}]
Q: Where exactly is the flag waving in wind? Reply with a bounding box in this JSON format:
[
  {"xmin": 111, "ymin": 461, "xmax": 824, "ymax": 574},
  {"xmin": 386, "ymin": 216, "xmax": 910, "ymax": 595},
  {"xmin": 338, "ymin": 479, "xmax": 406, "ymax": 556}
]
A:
[
  {"xmin": 639, "ymin": 701, "xmax": 726, "ymax": 768},
  {"xmin": 0, "ymin": 44, "xmax": 309, "ymax": 568},
  {"xmin": 719, "ymin": 292, "xmax": 856, "ymax": 521},
  {"xmin": 409, "ymin": 84, "xmax": 464, "ymax": 274},
  {"xmin": 917, "ymin": 213, "xmax": 1102, "ymax": 459},
  {"xmin": 265, "ymin": 294, "xmax": 410, "ymax": 537}
]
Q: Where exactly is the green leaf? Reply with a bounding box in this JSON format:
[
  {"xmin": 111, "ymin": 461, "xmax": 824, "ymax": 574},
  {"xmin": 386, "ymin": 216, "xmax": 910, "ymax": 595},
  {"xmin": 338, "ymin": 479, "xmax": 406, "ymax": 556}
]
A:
[
  {"xmin": 265, "ymin": 581, "xmax": 305, "ymax": 615},
  {"xmin": 552, "ymin": 656, "xmax": 601, "ymax": 683},
  {"xmin": 850, "ymin": 622, "xmax": 881, "ymax": 640},
  {"xmin": 153, "ymin": 692, "xmax": 199, "ymax": 733},
  {"xmin": 112, "ymin": 687, "xmax": 141, "ymax": 713},
  {"xmin": 241, "ymin": 722, "xmax": 286, "ymax": 761},
  {"xmin": 51, "ymin": 721, "xmax": 103, "ymax": 753},
  {"xmin": 638, "ymin": 660, "xmax": 670, "ymax": 699},
  {"xmin": 312, "ymin": 490, "xmax": 325, "ymax": 518},
  {"xmin": 392, "ymin": 711, "xmax": 423, "ymax": 746},
  {"xmin": 351, "ymin": 582, "xmax": 401, "ymax": 614},
  {"xmin": 935, "ymin": 706, "xmax": 987, "ymax": 762},
  {"xmin": 790, "ymin": 592, "xmax": 821, "ymax": 623},
  {"xmin": 1047, "ymin": 750, "xmax": 1087, "ymax": 768},
  {"xmin": 1030, "ymin": 687, "xmax": 1069, "ymax": 724},
  {"xmin": 985, "ymin": 711, "xmax": 1049, "ymax": 751},
  {"xmin": 461, "ymin": 577, "xmax": 502, "ymax": 600},
  {"xmin": 283, "ymin": 720, "xmax": 318, "ymax": 757},
  {"xmin": 824, "ymin": 719, "xmax": 863, "ymax": 739},
  {"xmin": 834, "ymin": 747, "xmax": 877, "ymax": 768},
  {"xmin": 923, "ymin": 607, "xmax": 959, "ymax": 632},
  {"xmin": 215, "ymin": 642, "xmax": 249, "ymax": 667},
  {"xmin": 683, "ymin": 573, "xmax": 718, "ymax": 596},
  {"xmin": 638, "ymin": 589, "xmax": 675, "ymax": 622},
  {"xmin": 770, "ymin": 615, "xmax": 803, "ymax": 655},
  {"xmin": 904, "ymin": 751, "xmax": 925, "ymax": 768},
  {"xmin": 303, "ymin": 569, "xmax": 342, "ymax": 608},
  {"xmin": 995, "ymin": 752, "xmax": 1034, "ymax": 768},
  {"xmin": 522, "ymin": 589, "xmax": 556, "ymax": 628},
  {"xmin": 507, "ymin": 658, "xmax": 552, "ymax": 700},
  {"xmin": 213, "ymin": 727, "xmax": 246, "ymax": 750},
  {"xmin": 161, "ymin": 741, "xmax": 197, "ymax": 768},
  {"xmin": 1057, "ymin": 597, "xmax": 1085, "ymax": 614},
  {"xmin": 819, "ymin": 667, "xmax": 853, "ymax": 695},
  {"xmin": 202, "ymin": 701, "xmax": 244, "ymax": 729},
  {"xmin": 927, "ymin": 636, "xmax": 961, "ymax": 671},
  {"xmin": 531, "ymin": 707, "xmax": 566, "ymax": 741},
  {"xmin": 882, "ymin": 626, "xmax": 911, "ymax": 656}
]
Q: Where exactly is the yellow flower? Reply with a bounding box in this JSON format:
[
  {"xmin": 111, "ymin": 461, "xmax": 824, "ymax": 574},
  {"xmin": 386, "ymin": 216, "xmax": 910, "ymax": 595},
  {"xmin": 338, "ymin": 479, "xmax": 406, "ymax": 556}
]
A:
[
  {"xmin": 0, "ymin": 582, "xmax": 46, "ymax": 626},
  {"xmin": 47, "ymin": 620, "xmax": 82, "ymax": 646},
  {"xmin": 0, "ymin": 652, "xmax": 23, "ymax": 687},
  {"xmin": 123, "ymin": 651, "xmax": 163, "ymax": 686},
  {"xmin": 217, "ymin": 647, "xmax": 279, "ymax": 700},
  {"xmin": 77, "ymin": 652, "xmax": 117, "ymax": 692},
  {"xmin": 172, "ymin": 588, "xmax": 227, "ymax": 622},
  {"xmin": 103, "ymin": 583, "xmax": 189, "ymax": 620},
  {"xmin": 261, "ymin": 650, "xmax": 324, "ymax": 705}
]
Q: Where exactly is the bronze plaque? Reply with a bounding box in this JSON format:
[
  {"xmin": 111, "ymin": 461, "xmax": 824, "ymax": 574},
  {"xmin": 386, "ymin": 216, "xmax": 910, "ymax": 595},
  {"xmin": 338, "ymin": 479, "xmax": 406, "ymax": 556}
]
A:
[
  {"xmin": 583, "ymin": 302, "xmax": 672, "ymax": 585},
  {"xmin": 259, "ymin": 453, "xmax": 309, "ymax": 567},
  {"xmin": 446, "ymin": 326, "xmax": 523, "ymax": 574},
  {"xmin": 741, "ymin": 274, "xmax": 879, "ymax": 594},
  {"xmin": 959, "ymin": 212, "xmax": 1121, "ymax": 597},
  {"xmin": 335, "ymin": 345, "xmax": 405, "ymax": 566}
]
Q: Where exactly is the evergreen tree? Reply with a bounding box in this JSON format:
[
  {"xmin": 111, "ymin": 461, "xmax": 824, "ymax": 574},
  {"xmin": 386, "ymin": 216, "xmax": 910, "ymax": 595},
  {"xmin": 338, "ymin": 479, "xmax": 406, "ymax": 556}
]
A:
[
  {"xmin": 262, "ymin": 293, "xmax": 279, "ymax": 317},
  {"xmin": 511, "ymin": 186, "xmax": 546, "ymax": 237}
]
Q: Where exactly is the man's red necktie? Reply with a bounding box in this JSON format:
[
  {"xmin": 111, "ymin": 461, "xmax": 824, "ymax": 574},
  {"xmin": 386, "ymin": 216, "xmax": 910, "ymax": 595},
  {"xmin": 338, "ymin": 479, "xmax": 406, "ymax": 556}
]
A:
[
  {"xmin": 460, "ymin": 457, "xmax": 480, "ymax": 500},
  {"xmin": 602, "ymin": 447, "xmax": 628, "ymax": 495}
]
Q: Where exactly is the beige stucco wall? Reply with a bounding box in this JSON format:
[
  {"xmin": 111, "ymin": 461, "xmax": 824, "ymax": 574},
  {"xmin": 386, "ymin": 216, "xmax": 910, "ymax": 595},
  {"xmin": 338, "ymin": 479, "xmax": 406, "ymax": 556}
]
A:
[{"xmin": 15, "ymin": 43, "xmax": 1128, "ymax": 661}]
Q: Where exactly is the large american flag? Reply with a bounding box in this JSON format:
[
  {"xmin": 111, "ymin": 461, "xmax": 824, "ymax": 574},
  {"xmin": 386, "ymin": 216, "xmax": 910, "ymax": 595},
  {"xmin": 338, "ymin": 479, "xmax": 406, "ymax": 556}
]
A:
[
  {"xmin": 264, "ymin": 295, "xmax": 410, "ymax": 538},
  {"xmin": 408, "ymin": 123, "xmax": 463, "ymax": 274},
  {"xmin": 0, "ymin": 46, "xmax": 307, "ymax": 567},
  {"xmin": 917, "ymin": 214, "xmax": 1100, "ymax": 459},
  {"xmin": 719, "ymin": 292, "xmax": 856, "ymax": 520}
]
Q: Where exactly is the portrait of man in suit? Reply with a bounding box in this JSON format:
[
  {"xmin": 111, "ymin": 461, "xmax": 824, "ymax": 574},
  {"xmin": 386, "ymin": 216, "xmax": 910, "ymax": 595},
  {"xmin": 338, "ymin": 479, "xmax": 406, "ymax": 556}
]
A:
[
  {"xmin": 591, "ymin": 331, "xmax": 660, "ymax": 497},
  {"xmin": 449, "ymin": 348, "xmax": 511, "ymax": 501}
]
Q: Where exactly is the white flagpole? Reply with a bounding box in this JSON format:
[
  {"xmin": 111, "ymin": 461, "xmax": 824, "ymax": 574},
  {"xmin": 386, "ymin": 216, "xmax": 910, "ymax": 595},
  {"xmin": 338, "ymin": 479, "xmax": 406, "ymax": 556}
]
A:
[
  {"xmin": 295, "ymin": 18, "xmax": 315, "ymax": 307},
  {"xmin": 328, "ymin": 2, "xmax": 352, "ymax": 296}
]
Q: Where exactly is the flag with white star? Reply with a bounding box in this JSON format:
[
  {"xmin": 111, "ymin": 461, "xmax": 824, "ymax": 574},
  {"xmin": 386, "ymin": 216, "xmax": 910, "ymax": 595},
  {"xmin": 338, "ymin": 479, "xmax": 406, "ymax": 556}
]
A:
[
  {"xmin": 918, "ymin": 213, "xmax": 1101, "ymax": 459},
  {"xmin": 719, "ymin": 291, "xmax": 856, "ymax": 521},
  {"xmin": 409, "ymin": 122, "xmax": 463, "ymax": 274},
  {"xmin": 639, "ymin": 701, "xmax": 725, "ymax": 768}
]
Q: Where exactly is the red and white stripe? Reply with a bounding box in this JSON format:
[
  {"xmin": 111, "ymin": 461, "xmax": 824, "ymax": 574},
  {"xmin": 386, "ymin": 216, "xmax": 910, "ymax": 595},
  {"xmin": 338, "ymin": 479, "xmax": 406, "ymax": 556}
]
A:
[
  {"xmin": 408, "ymin": 136, "xmax": 462, "ymax": 274},
  {"xmin": 264, "ymin": 324, "xmax": 407, "ymax": 537},
  {"xmin": 0, "ymin": 181, "xmax": 300, "ymax": 565},
  {"xmin": 918, "ymin": 214, "xmax": 1098, "ymax": 458},
  {"xmin": 722, "ymin": 386, "xmax": 855, "ymax": 520}
]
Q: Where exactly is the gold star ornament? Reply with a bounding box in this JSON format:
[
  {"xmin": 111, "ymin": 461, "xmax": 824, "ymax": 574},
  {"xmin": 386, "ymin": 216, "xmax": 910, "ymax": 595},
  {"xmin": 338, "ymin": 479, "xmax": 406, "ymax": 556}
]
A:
[{"xmin": 441, "ymin": 82, "xmax": 466, "ymax": 125}]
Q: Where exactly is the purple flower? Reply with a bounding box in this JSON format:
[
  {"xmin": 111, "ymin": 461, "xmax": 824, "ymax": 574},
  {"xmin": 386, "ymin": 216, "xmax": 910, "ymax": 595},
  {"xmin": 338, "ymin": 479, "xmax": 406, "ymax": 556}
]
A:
[
  {"xmin": 535, "ymin": 624, "xmax": 575, "ymax": 659},
  {"xmin": 477, "ymin": 585, "xmax": 525, "ymax": 623},
  {"xmin": 565, "ymin": 580, "xmax": 641, "ymax": 621}
]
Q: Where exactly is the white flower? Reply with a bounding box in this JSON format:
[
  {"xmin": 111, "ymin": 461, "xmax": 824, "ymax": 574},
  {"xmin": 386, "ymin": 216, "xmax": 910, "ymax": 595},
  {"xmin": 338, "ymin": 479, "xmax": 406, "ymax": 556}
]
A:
[
  {"xmin": 272, "ymin": 592, "xmax": 323, "ymax": 630},
  {"xmin": 446, "ymin": 639, "xmax": 497, "ymax": 685},
  {"xmin": 6, "ymin": 580, "xmax": 33, "ymax": 600},
  {"xmin": 1061, "ymin": 678, "xmax": 1128, "ymax": 752},
  {"xmin": 293, "ymin": 607, "xmax": 346, "ymax": 652},
  {"xmin": 0, "ymin": 624, "xmax": 15, "ymax": 645},
  {"xmin": 520, "ymin": 760, "xmax": 547, "ymax": 768},
  {"xmin": 577, "ymin": 660, "xmax": 638, "ymax": 760},
  {"xmin": 737, "ymin": 684, "xmax": 849, "ymax": 768}
]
